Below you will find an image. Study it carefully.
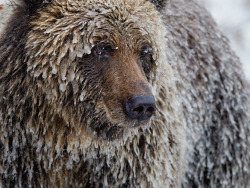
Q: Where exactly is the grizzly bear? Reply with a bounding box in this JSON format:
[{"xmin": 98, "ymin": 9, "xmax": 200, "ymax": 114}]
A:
[{"xmin": 0, "ymin": 0, "xmax": 249, "ymax": 187}]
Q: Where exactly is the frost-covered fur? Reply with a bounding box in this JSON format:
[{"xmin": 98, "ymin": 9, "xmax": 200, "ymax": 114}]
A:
[
  {"xmin": 160, "ymin": 1, "xmax": 250, "ymax": 187},
  {"xmin": 0, "ymin": 0, "xmax": 186, "ymax": 187},
  {"xmin": 0, "ymin": 0, "xmax": 249, "ymax": 187}
]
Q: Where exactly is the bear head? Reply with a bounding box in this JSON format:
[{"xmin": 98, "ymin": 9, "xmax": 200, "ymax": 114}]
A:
[{"xmin": 24, "ymin": 0, "xmax": 170, "ymax": 140}]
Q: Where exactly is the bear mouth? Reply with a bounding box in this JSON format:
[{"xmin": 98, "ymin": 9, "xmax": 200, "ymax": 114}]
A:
[
  {"xmin": 89, "ymin": 101, "xmax": 152, "ymax": 140},
  {"xmin": 93, "ymin": 119, "xmax": 148, "ymax": 140}
]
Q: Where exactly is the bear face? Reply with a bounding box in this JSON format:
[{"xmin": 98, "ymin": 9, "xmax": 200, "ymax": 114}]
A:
[{"xmin": 25, "ymin": 0, "xmax": 168, "ymax": 140}]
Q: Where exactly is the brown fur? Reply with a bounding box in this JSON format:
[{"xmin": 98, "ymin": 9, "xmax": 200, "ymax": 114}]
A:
[
  {"xmin": 0, "ymin": 0, "xmax": 186, "ymax": 187},
  {"xmin": 0, "ymin": 0, "xmax": 249, "ymax": 187}
]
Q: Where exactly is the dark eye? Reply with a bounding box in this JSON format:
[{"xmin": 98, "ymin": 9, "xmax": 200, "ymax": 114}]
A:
[
  {"xmin": 139, "ymin": 44, "xmax": 154, "ymax": 78},
  {"xmin": 91, "ymin": 45, "xmax": 114, "ymax": 60},
  {"xmin": 139, "ymin": 45, "xmax": 152, "ymax": 60}
]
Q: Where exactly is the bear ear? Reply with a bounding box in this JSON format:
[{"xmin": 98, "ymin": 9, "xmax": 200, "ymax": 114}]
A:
[
  {"xmin": 22, "ymin": 0, "xmax": 53, "ymax": 14},
  {"xmin": 147, "ymin": 0, "xmax": 166, "ymax": 11}
]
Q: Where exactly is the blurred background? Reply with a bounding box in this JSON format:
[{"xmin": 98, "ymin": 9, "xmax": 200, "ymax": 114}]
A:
[
  {"xmin": 0, "ymin": 0, "xmax": 250, "ymax": 80},
  {"xmin": 201, "ymin": 0, "xmax": 250, "ymax": 80}
]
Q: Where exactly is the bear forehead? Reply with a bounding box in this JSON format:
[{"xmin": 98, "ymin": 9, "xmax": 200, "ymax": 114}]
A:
[
  {"xmin": 27, "ymin": 0, "xmax": 165, "ymax": 59},
  {"xmin": 30, "ymin": 0, "xmax": 162, "ymax": 39}
]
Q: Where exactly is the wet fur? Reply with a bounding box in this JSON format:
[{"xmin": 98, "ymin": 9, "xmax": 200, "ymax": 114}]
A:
[
  {"xmin": 0, "ymin": 0, "xmax": 249, "ymax": 187},
  {"xmin": 0, "ymin": 0, "xmax": 185, "ymax": 187}
]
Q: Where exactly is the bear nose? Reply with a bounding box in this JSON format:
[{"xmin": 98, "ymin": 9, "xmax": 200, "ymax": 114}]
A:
[{"xmin": 124, "ymin": 96, "xmax": 156, "ymax": 121}]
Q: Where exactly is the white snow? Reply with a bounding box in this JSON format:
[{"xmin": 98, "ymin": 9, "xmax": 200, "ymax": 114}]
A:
[
  {"xmin": 201, "ymin": 0, "xmax": 250, "ymax": 81},
  {"xmin": 0, "ymin": 0, "xmax": 7, "ymax": 4}
]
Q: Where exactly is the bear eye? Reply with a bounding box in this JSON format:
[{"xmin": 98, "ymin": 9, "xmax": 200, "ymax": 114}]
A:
[
  {"xmin": 139, "ymin": 44, "xmax": 153, "ymax": 60},
  {"xmin": 139, "ymin": 44, "xmax": 154, "ymax": 78},
  {"xmin": 92, "ymin": 45, "xmax": 114, "ymax": 60}
]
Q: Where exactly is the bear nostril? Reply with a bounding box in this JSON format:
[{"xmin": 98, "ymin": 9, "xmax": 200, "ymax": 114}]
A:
[
  {"xmin": 145, "ymin": 106, "xmax": 155, "ymax": 116},
  {"xmin": 132, "ymin": 106, "xmax": 144, "ymax": 116},
  {"xmin": 124, "ymin": 95, "xmax": 156, "ymax": 121}
]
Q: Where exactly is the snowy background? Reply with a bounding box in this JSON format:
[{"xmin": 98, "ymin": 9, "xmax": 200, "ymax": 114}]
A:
[
  {"xmin": 0, "ymin": 0, "xmax": 250, "ymax": 80},
  {"xmin": 201, "ymin": 0, "xmax": 250, "ymax": 81}
]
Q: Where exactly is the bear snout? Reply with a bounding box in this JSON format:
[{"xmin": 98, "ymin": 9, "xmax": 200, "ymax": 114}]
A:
[{"xmin": 124, "ymin": 95, "xmax": 156, "ymax": 121}]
